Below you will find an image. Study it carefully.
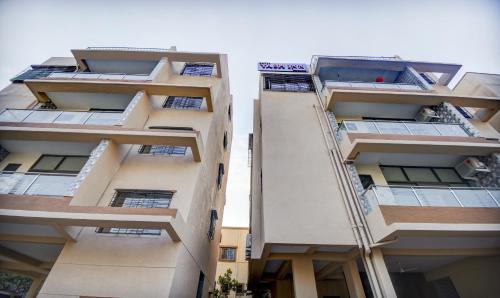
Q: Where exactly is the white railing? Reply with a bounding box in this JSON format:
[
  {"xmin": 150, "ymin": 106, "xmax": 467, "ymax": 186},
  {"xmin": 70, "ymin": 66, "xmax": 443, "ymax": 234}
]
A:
[
  {"xmin": 0, "ymin": 109, "xmax": 122, "ymax": 126},
  {"xmin": 0, "ymin": 171, "xmax": 77, "ymax": 196},
  {"xmin": 339, "ymin": 120, "xmax": 471, "ymax": 137},
  {"xmin": 86, "ymin": 46, "xmax": 174, "ymax": 52},
  {"xmin": 326, "ymin": 80, "xmax": 422, "ymax": 91},
  {"xmin": 47, "ymin": 72, "xmax": 151, "ymax": 81},
  {"xmin": 363, "ymin": 185, "xmax": 500, "ymax": 211}
]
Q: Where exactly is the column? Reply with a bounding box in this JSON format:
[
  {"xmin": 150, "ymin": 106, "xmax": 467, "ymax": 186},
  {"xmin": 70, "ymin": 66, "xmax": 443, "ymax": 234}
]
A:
[
  {"xmin": 371, "ymin": 248, "xmax": 397, "ymax": 298},
  {"xmin": 343, "ymin": 259, "xmax": 366, "ymax": 298},
  {"xmin": 291, "ymin": 257, "xmax": 318, "ymax": 298}
]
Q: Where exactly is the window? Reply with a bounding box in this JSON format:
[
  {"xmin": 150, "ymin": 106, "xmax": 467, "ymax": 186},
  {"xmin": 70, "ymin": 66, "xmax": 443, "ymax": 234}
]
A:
[
  {"xmin": 196, "ymin": 271, "xmax": 205, "ymax": 298},
  {"xmin": 380, "ymin": 166, "xmax": 468, "ymax": 186},
  {"xmin": 3, "ymin": 163, "xmax": 21, "ymax": 172},
  {"xmin": 263, "ymin": 74, "xmax": 315, "ymax": 92},
  {"xmin": 207, "ymin": 209, "xmax": 218, "ymax": 240},
  {"xmin": 11, "ymin": 65, "xmax": 76, "ymax": 83},
  {"xmin": 228, "ymin": 104, "xmax": 232, "ymax": 121},
  {"xmin": 223, "ymin": 131, "xmax": 228, "ymax": 150},
  {"xmin": 219, "ymin": 247, "xmax": 236, "ymax": 261},
  {"xmin": 30, "ymin": 155, "xmax": 88, "ymax": 173},
  {"xmin": 454, "ymin": 106, "xmax": 473, "ymax": 119},
  {"xmin": 419, "ymin": 73, "xmax": 436, "ymax": 85},
  {"xmin": 359, "ymin": 175, "xmax": 374, "ymax": 189},
  {"xmin": 163, "ymin": 96, "xmax": 203, "ymax": 110},
  {"xmin": 97, "ymin": 190, "xmax": 173, "ymax": 235},
  {"xmin": 139, "ymin": 145, "xmax": 187, "ymax": 156},
  {"xmin": 182, "ymin": 63, "xmax": 214, "ymax": 76},
  {"xmin": 217, "ymin": 163, "xmax": 225, "ymax": 189}
]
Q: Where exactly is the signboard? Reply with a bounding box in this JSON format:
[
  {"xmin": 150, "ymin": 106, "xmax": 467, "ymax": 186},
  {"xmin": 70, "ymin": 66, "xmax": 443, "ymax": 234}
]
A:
[{"xmin": 258, "ymin": 62, "xmax": 309, "ymax": 73}]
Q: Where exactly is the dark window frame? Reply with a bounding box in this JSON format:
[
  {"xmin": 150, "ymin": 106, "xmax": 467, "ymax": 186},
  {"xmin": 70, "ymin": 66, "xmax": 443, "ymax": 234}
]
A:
[
  {"xmin": 196, "ymin": 271, "xmax": 205, "ymax": 298},
  {"xmin": 163, "ymin": 96, "xmax": 204, "ymax": 110},
  {"xmin": 223, "ymin": 131, "xmax": 228, "ymax": 150},
  {"xmin": 217, "ymin": 163, "xmax": 225, "ymax": 189},
  {"xmin": 219, "ymin": 246, "xmax": 237, "ymax": 262},
  {"xmin": 207, "ymin": 209, "xmax": 218, "ymax": 240},
  {"xmin": 181, "ymin": 63, "xmax": 214, "ymax": 77},
  {"xmin": 29, "ymin": 154, "xmax": 89, "ymax": 174},
  {"xmin": 380, "ymin": 165, "xmax": 469, "ymax": 187},
  {"xmin": 263, "ymin": 74, "xmax": 315, "ymax": 92},
  {"xmin": 2, "ymin": 163, "xmax": 21, "ymax": 172},
  {"xmin": 138, "ymin": 145, "xmax": 187, "ymax": 156},
  {"xmin": 11, "ymin": 65, "xmax": 76, "ymax": 83}
]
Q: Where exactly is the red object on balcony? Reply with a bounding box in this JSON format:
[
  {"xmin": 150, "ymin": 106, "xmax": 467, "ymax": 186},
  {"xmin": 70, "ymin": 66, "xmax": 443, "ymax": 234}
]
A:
[{"xmin": 375, "ymin": 76, "xmax": 384, "ymax": 82}]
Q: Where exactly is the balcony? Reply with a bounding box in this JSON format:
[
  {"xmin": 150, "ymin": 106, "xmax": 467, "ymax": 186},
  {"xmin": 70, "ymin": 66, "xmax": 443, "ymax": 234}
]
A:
[
  {"xmin": 0, "ymin": 171, "xmax": 76, "ymax": 196},
  {"xmin": 0, "ymin": 109, "xmax": 122, "ymax": 126},
  {"xmin": 47, "ymin": 72, "xmax": 152, "ymax": 82},
  {"xmin": 326, "ymin": 81, "xmax": 423, "ymax": 92},
  {"xmin": 339, "ymin": 120, "xmax": 471, "ymax": 137}
]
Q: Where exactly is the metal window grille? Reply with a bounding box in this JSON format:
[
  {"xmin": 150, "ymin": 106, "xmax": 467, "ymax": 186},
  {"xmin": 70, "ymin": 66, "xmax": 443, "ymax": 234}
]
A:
[
  {"xmin": 96, "ymin": 190, "xmax": 173, "ymax": 235},
  {"xmin": 11, "ymin": 65, "xmax": 76, "ymax": 83},
  {"xmin": 217, "ymin": 163, "xmax": 225, "ymax": 189},
  {"xmin": 207, "ymin": 209, "xmax": 218, "ymax": 240},
  {"xmin": 220, "ymin": 247, "xmax": 236, "ymax": 261},
  {"xmin": 181, "ymin": 63, "xmax": 214, "ymax": 76},
  {"xmin": 263, "ymin": 74, "xmax": 315, "ymax": 92},
  {"xmin": 163, "ymin": 96, "xmax": 203, "ymax": 110},
  {"xmin": 139, "ymin": 145, "xmax": 187, "ymax": 156}
]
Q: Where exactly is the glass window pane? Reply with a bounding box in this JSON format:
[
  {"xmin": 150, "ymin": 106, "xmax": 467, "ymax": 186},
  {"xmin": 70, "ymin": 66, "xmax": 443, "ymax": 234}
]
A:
[
  {"xmin": 381, "ymin": 167, "xmax": 408, "ymax": 182},
  {"xmin": 31, "ymin": 156, "xmax": 64, "ymax": 171},
  {"xmin": 434, "ymin": 169, "xmax": 463, "ymax": 183},
  {"xmin": 57, "ymin": 157, "xmax": 88, "ymax": 172},
  {"xmin": 403, "ymin": 168, "xmax": 439, "ymax": 183}
]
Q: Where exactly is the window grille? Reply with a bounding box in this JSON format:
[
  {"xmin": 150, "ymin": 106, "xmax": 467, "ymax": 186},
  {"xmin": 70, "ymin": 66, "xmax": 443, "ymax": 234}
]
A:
[
  {"xmin": 207, "ymin": 209, "xmax": 218, "ymax": 240},
  {"xmin": 217, "ymin": 163, "xmax": 225, "ymax": 189},
  {"xmin": 139, "ymin": 145, "xmax": 187, "ymax": 156},
  {"xmin": 219, "ymin": 247, "xmax": 236, "ymax": 261},
  {"xmin": 263, "ymin": 74, "xmax": 315, "ymax": 92},
  {"xmin": 181, "ymin": 63, "xmax": 214, "ymax": 76},
  {"xmin": 11, "ymin": 65, "xmax": 76, "ymax": 83},
  {"xmin": 97, "ymin": 190, "xmax": 173, "ymax": 235},
  {"xmin": 163, "ymin": 96, "xmax": 203, "ymax": 110}
]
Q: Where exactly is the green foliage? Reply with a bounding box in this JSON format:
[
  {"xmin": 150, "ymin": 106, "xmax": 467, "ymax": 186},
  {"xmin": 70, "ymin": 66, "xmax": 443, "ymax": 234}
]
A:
[
  {"xmin": 215, "ymin": 268, "xmax": 241, "ymax": 297},
  {"xmin": 0, "ymin": 271, "xmax": 33, "ymax": 297}
]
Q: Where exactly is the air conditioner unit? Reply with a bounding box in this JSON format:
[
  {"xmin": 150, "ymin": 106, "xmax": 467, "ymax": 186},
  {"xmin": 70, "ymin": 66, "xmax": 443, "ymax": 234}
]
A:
[
  {"xmin": 455, "ymin": 157, "xmax": 490, "ymax": 179},
  {"xmin": 415, "ymin": 107, "xmax": 439, "ymax": 122}
]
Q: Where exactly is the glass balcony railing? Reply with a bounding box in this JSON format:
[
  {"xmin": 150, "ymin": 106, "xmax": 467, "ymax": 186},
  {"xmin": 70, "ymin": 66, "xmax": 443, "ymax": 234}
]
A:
[
  {"xmin": 325, "ymin": 80, "xmax": 423, "ymax": 91},
  {"xmin": 363, "ymin": 185, "xmax": 500, "ymax": 212},
  {"xmin": 47, "ymin": 72, "xmax": 150, "ymax": 81},
  {"xmin": 0, "ymin": 171, "xmax": 77, "ymax": 196},
  {"xmin": 340, "ymin": 120, "xmax": 471, "ymax": 137},
  {"xmin": 0, "ymin": 109, "xmax": 122, "ymax": 126}
]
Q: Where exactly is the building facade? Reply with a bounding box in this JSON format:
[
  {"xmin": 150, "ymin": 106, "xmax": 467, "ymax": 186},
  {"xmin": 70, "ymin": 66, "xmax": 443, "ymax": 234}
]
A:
[
  {"xmin": 249, "ymin": 58, "xmax": 500, "ymax": 297},
  {"xmin": 215, "ymin": 227, "xmax": 250, "ymax": 296},
  {"xmin": 0, "ymin": 47, "xmax": 232, "ymax": 297}
]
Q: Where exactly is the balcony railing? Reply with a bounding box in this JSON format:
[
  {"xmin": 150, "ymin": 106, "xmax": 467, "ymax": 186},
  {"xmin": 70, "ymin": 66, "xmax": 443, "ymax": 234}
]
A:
[
  {"xmin": 86, "ymin": 46, "xmax": 174, "ymax": 52},
  {"xmin": 325, "ymin": 80, "xmax": 423, "ymax": 91},
  {"xmin": 47, "ymin": 72, "xmax": 150, "ymax": 81},
  {"xmin": 339, "ymin": 120, "xmax": 471, "ymax": 137},
  {"xmin": 0, "ymin": 109, "xmax": 122, "ymax": 126},
  {"xmin": 0, "ymin": 171, "xmax": 77, "ymax": 196},
  {"xmin": 363, "ymin": 185, "xmax": 500, "ymax": 212}
]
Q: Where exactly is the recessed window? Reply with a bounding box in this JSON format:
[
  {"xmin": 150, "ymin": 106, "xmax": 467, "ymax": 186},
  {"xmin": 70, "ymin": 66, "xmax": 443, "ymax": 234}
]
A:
[
  {"xmin": 228, "ymin": 104, "xmax": 232, "ymax": 121},
  {"xmin": 207, "ymin": 209, "xmax": 218, "ymax": 240},
  {"xmin": 219, "ymin": 247, "xmax": 236, "ymax": 262},
  {"xmin": 195, "ymin": 271, "xmax": 205, "ymax": 298},
  {"xmin": 97, "ymin": 190, "xmax": 173, "ymax": 235},
  {"xmin": 263, "ymin": 74, "xmax": 315, "ymax": 92},
  {"xmin": 380, "ymin": 166, "xmax": 468, "ymax": 186},
  {"xmin": 11, "ymin": 65, "xmax": 76, "ymax": 83},
  {"xmin": 359, "ymin": 175, "xmax": 374, "ymax": 189},
  {"xmin": 217, "ymin": 163, "xmax": 225, "ymax": 189},
  {"xmin": 30, "ymin": 155, "xmax": 88, "ymax": 173},
  {"xmin": 2, "ymin": 163, "xmax": 21, "ymax": 172},
  {"xmin": 223, "ymin": 131, "xmax": 228, "ymax": 150},
  {"xmin": 182, "ymin": 63, "xmax": 214, "ymax": 76},
  {"xmin": 163, "ymin": 96, "xmax": 203, "ymax": 110},
  {"xmin": 139, "ymin": 145, "xmax": 187, "ymax": 156}
]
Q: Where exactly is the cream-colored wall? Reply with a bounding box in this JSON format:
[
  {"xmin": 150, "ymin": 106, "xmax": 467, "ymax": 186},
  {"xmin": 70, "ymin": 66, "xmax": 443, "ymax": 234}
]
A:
[
  {"xmin": 0, "ymin": 84, "xmax": 38, "ymax": 110},
  {"xmin": 0, "ymin": 153, "xmax": 41, "ymax": 172},
  {"xmin": 215, "ymin": 227, "xmax": 249, "ymax": 285},
  {"xmin": 425, "ymin": 256, "xmax": 500, "ymax": 298},
  {"xmin": 355, "ymin": 164, "xmax": 388, "ymax": 185}
]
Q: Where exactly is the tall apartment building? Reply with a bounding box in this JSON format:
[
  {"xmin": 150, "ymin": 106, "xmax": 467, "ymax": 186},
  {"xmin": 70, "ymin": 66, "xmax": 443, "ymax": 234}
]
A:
[
  {"xmin": 0, "ymin": 47, "xmax": 232, "ymax": 297},
  {"xmin": 249, "ymin": 58, "xmax": 500, "ymax": 297}
]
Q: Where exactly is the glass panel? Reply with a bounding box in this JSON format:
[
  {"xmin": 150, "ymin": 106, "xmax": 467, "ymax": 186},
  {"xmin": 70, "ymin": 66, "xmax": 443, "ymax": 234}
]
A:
[
  {"xmin": 434, "ymin": 124, "xmax": 469, "ymax": 137},
  {"xmin": 375, "ymin": 122, "xmax": 409, "ymax": 135},
  {"xmin": 453, "ymin": 188, "xmax": 497, "ymax": 207},
  {"xmin": 434, "ymin": 169, "xmax": 463, "ymax": 183},
  {"xmin": 403, "ymin": 168, "xmax": 439, "ymax": 183},
  {"xmin": 31, "ymin": 156, "xmax": 64, "ymax": 171},
  {"xmin": 57, "ymin": 157, "xmax": 88, "ymax": 172},
  {"xmin": 375, "ymin": 186, "xmax": 421, "ymax": 206},
  {"xmin": 381, "ymin": 167, "xmax": 408, "ymax": 182},
  {"xmin": 344, "ymin": 121, "xmax": 378, "ymax": 133},
  {"xmin": 54, "ymin": 112, "xmax": 89, "ymax": 124},
  {"xmin": 24, "ymin": 175, "xmax": 75, "ymax": 196},
  {"xmin": 0, "ymin": 110, "xmax": 32, "ymax": 122},
  {"xmin": 85, "ymin": 112, "xmax": 121, "ymax": 125},
  {"xmin": 0, "ymin": 173, "xmax": 32, "ymax": 194},
  {"xmin": 414, "ymin": 188, "xmax": 460, "ymax": 207},
  {"xmin": 405, "ymin": 123, "xmax": 440, "ymax": 136},
  {"xmin": 23, "ymin": 111, "xmax": 62, "ymax": 123},
  {"xmin": 488, "ymin": 189, "xmax": 500, "ymax": 206}
]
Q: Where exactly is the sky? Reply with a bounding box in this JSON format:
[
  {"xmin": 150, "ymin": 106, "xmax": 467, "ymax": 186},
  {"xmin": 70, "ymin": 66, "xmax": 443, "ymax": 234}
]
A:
[{"xmin": 1, "ymin": 0, "xmax": 499, "ymax": 227}]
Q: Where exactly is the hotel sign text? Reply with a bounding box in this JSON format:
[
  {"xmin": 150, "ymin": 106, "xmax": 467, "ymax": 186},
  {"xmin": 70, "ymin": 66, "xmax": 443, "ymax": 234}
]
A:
[{"xmin": 258, "ymin": 62, "xmax": 309, "ymax": 73}]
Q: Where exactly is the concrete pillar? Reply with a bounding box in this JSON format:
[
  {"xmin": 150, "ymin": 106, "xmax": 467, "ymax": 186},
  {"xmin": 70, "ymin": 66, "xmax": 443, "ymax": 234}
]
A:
[
  {"xmin": 343, "ymin": 259, "xmax": 366, "ymax": 298},
  {"xmin": 25, "ymin": 276, "xmax": 45, "ymax": 298},
  {"xmin": 371, "ymin": 248, "xmax": 397, "ymax": 298},
  {"xmin": 291, "ymin": 257, "xmax": 318, "ymax": 298}
]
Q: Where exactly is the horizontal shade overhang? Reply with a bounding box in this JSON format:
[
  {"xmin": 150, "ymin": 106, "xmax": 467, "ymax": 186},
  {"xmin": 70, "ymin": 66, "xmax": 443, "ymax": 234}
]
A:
[
  {"xmin": 0, "ymin": 123, "xmax": 204, "ymax": 161},
  {"xmin": 327, "ymin": 89, "xmax": 500, "ymax": 120},
  {"xmin": 24, "ymin": 79, "xmax": 214, "ymax": 112},
  {"xmin": 343, "ymin": 133, "xmax": 500, "ymax": 161},
  {"xmin": 71, "ymin": 49, "xmax": 224, "ymax": 78},
  {"xmin": 0, "ymin": 195, "xmax": 184, "ymax": 241}
]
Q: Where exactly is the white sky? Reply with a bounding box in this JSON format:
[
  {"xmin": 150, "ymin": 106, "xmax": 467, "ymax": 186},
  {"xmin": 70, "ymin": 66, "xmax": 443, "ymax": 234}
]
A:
[{"xmin": 1, "ymin": 0, "xmax": 499, "ymax": 227}]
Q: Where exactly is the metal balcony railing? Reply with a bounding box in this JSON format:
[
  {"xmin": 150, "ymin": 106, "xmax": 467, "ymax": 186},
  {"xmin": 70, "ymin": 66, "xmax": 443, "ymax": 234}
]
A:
[
  {"xmin": 363, "ymin": 185, "xmax": 500, "ymax": 211},
  {"xmin": 0, "ymin": 109, "xmax": 122, "ymax": 126},
  {"xmin": 325, "ymin": 80, "xmax": 423, "ymax": 91},
  {"xmin": 0, "ymin": 171, "xmax": 77, "ymax": 196},
  {"xmin": 339, "ymin": 120, "xmax": 471, "ymax": 137},
  {"xmin": 47, "ymin": 72, "xmax": 150, "ymax": 81}
]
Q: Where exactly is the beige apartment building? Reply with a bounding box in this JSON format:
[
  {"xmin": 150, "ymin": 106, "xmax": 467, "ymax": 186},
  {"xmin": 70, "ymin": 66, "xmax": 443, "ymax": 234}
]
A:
[
  {"xmin": 214, "ymin": 227, "xmax": 250, "ymax": 296},
  {"xmin": 248, "ymin": 58, "xmax": 500, "ymax": 297},
  {"xmin": 0, "ymin": 47, "xmax": 232, "ymax": 297}
]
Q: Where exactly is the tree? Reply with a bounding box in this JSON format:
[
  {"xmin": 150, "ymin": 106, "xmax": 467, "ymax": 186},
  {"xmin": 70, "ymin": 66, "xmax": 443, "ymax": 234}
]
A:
[{"xmin": 213, "ymin": 269, "xmax": 241, "ymax": 297}]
